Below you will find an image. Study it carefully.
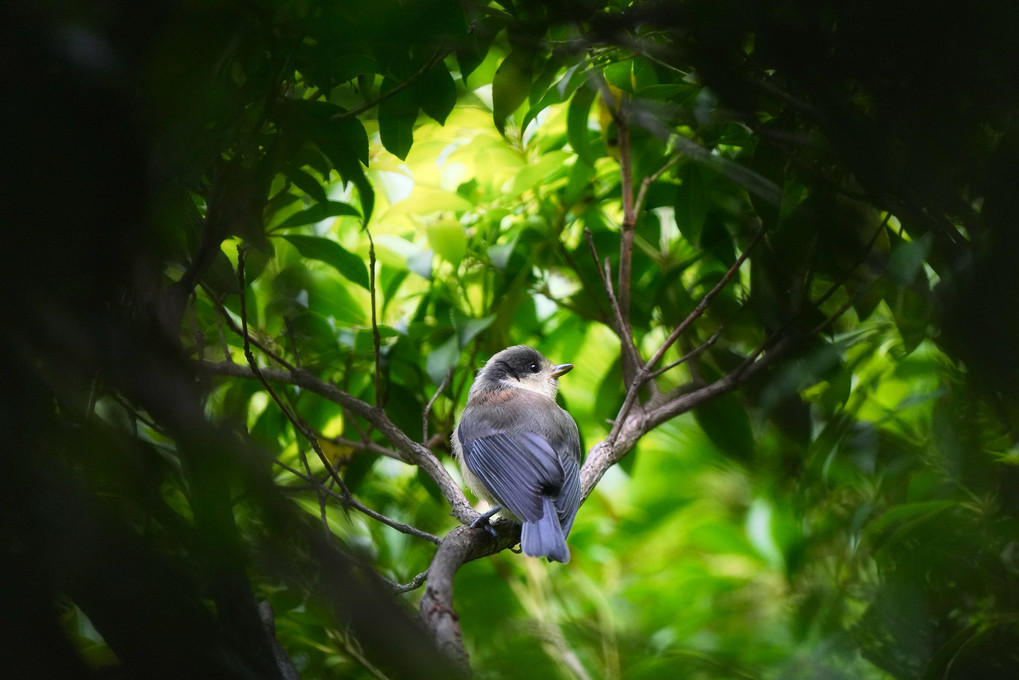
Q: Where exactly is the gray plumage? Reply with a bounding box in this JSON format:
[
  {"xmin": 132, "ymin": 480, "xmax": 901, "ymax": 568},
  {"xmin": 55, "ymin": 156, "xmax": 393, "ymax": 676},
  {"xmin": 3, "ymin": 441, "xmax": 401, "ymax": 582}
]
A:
[{"xmin": 452, "ymin": 345, "xmax": 582, "ymax": 563}]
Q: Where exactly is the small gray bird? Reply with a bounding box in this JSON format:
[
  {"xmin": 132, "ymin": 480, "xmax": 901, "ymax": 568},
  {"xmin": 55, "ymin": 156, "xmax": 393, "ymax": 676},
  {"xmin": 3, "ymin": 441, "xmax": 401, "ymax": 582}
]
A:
[{"xmin": 452, "ymin": 345, "xmax": 582, "ymax": 563}]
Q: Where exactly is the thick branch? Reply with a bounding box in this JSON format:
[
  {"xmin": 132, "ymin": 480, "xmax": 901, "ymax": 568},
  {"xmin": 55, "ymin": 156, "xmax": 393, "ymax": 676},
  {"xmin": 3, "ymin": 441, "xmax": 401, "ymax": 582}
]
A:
[{"xmin": 419, "ymin": 519, "xmax": 521, "ymax": 666}]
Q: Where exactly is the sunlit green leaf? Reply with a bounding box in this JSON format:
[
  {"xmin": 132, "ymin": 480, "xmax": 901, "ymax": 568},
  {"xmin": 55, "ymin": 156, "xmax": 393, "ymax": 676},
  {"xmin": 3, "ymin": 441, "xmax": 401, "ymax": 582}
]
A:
[
  {"xmin": 425, "ymin": 221, "xmax": 467, "ymax": 266},
  {"xmin": 426, "ymin": 335, "xmax": 459, "ymax": 385},
  {"xmin": 275, "ymin": 201, "xmax": 361, "ymax": 230}
]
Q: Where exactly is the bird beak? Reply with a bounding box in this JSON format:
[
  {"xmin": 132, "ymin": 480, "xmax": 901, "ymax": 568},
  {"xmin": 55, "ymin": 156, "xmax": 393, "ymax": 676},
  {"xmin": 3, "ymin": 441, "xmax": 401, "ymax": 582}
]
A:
[{"xmin": 550, "ymin": 363, "xmax": 574, "ymax": 378}]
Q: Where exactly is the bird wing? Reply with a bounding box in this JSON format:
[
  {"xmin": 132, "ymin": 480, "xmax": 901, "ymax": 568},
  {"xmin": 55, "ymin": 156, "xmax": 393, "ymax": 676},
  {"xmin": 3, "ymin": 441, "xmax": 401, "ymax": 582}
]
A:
[
  {"xmin": 458, "ymin": 428, "xmax": 565, "ymax": 523},
  {"xmin": 555, "ymin": 432, "xmax": 581, "ymax": 537}
]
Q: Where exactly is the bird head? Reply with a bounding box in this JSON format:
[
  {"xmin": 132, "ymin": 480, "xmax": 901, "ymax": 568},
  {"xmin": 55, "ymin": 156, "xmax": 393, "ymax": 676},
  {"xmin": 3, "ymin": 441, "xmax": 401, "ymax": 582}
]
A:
[{"xmin": 471, "ymin": 345, "xmax": 573, "ymax": 401}]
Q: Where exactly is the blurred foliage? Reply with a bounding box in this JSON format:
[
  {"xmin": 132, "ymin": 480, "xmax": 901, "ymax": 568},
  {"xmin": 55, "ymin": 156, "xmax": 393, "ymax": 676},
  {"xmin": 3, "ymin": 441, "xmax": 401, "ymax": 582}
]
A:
[{"xmin": 3, "ymin": 0, "xmax": 1019, "ymax": 679}]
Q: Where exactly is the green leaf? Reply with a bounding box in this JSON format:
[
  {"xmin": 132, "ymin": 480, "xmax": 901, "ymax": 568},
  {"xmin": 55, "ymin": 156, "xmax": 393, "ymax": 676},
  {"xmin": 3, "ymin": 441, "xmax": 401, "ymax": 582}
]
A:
[
  {"xmin": 675, "ymin": 164, "xmax": 707, "ymax": 246},
  {"xmin": 564, "ymin": 159, "xmax": 594, "ymax": 206},
  {"xmin": 508, "ymin": 151, "xmax": 571, "ymax": 198},
  {"xmin": 332, "ymin": 117, "xmax": 370, "ymax": 167},
  {"xmin": 425, "ymin": 220, "xmax": 467, "ymax": 266},
  {"xmin": 407, "ymin": 249, "xmax": 433, "ymax": 280},
  {"xmin": 275, "ymin": 201, "xmax": 361, "ymax": 230},
  {"xmin": 314, "ymin": 117, "xmax": 374, "ymax": 221},
  {"xmin": 451, "ymin": 310, "xmax": 496, "ymax": 348},
  {"xmin": 865, "ymin": 500, "xmax": 956, "ymax": 538},
  {"xmin": 379, "ymin": 76, "xmax": 418, "ymax": 160},
  {"xmin": 386, "ymin": 188, "xmax": 474, "ymax": 216},
  {"xmin": 486, "ymin": 241, "xmax": 515, "ymax": 270},
  {"xmin": 492, "ymin": 48, "xmax": 534, "ymax": 135},
  {"xmin": 567, "ymin": 86, "xmax": 598, "ymax": 166},
  {"xmin": 694, "ymin": 392, "xmax": 755, "ymax": 461},
  {"xmin": 284, "ymin": 167, "xmax": 327, "ymax": 204},
  {"xmin": 603, "ymin": 60, "xmax": 634, "ymax": 93},
  {"xmin": 281, "ymin": 235, "xmax": 369, "ymax": 290},
  {"xmin": 426, "ymin": 335, "xmax": 459, "ymax": 385},
  {"xmin": 415, "ymin": 64, "xmax": 457, "ymax": 125}
]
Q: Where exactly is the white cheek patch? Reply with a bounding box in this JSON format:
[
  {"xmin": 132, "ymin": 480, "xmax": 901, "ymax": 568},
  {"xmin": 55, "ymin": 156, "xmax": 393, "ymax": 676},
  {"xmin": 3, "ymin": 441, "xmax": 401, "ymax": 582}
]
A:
[{"xmin": 501, "ymin": 376, "xmax": 558, "ymax": 400}]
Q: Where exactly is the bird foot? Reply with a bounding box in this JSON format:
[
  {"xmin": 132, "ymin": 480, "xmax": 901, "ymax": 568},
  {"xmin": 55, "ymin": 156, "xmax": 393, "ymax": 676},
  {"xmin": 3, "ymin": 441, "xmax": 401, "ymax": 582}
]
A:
[{"xmin": 469, "ymin": 506, "xmax": 502, "ymax": 538}]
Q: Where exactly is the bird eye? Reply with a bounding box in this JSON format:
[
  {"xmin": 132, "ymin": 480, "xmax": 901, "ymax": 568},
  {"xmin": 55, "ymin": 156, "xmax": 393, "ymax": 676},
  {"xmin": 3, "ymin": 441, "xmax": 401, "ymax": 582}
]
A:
[{"xmin": 529, "ymin": 363, "xmax": 540, "ymax": 373}]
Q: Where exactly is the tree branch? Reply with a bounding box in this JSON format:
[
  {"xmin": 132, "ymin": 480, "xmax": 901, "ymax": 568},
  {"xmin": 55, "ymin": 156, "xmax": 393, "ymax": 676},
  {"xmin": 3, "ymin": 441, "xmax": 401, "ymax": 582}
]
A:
[
  {"xmin": 419, "ymin": 519, "xmax": 521, "ymax": 667},
  {"xmin": 273, "ymin": 458, "xmax": 441, "ymax": 544},
  {"xmin": 634, "ymin": 153, "xmax": 683, "ymax": 219},
  {"xmin": 198, "ymin": 360, "xmax": 476, "ymax": 524},
  {"xmin": 646, "ymin": 223, "xmax": 765, "ymax": 373},
  {"xmin": 584, "ymin": 226, "xmax": 643, "ymax": 380},
  {"xmin": 424, "ymin": 366, "xmax": 455, "ymax": 444},
  {"xmin": 237, "ymin": 247, "xmax": 355, "ymax": 502}
]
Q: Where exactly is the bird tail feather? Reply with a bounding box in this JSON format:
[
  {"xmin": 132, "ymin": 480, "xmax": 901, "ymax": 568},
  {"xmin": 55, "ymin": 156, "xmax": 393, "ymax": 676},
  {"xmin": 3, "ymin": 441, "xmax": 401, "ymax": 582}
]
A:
[{"xmin": 521, "ymin": 497, "xmax": 570, "ymax": 563}]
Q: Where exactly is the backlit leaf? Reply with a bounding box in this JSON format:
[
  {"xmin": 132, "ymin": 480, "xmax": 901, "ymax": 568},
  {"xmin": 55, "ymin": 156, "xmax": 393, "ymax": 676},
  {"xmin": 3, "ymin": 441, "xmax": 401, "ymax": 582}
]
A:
[{"xmin": 282, "ymin": 234, "xmax": 370, "ymax": 290}]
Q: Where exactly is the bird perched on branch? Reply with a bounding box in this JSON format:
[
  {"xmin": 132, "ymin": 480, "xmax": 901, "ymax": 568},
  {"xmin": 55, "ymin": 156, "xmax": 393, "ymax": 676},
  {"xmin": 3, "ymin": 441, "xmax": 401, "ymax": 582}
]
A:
[{"xmin": 452, "ymin": 345, "xmax": 582, "ymax": 563}]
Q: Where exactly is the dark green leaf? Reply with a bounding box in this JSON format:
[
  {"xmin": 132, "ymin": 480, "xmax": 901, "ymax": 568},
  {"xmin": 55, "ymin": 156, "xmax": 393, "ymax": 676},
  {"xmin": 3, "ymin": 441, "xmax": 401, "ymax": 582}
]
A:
[
  {"xmin": 675, "ymin": 163, "xmax": 707, "ymax": 246},
  {"xmin": 282, "ymin": 235, "xmax": 370, "ymax": 290},
  {"xmin": 567, "ymin": 85, "xmax": 598, "ymax": 166},
  {"xmin": 492, "ymin": 48, "xmax": 534, "ymax": 135},
  {"xmin": 379, "ymin": 76, "xmax": 419, "ymax": 160},
  {"xmin": 694, "ymin": 393, "xmax": 755, "ymax": 461},
  {"xmin": 415, "ymin": 63, "xmax": 457, "ymax": 125},
  {"xmin": 602, "ymin": 60, "xmax": 633, "ymax": 93},
  {"xmin": 314, "ymin": 117, "xmax": 374, "ymax": 220},
  {"xmin": 284, "ymin": 167, "xmax": 328, "ymax": 204}
]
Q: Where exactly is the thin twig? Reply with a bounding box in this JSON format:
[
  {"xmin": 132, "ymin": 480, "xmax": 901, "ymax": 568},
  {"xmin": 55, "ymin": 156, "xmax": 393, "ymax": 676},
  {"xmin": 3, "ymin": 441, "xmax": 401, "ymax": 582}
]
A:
[
  {"xmin": 384, "ymin": 570, "xmax": 430, "ymax": 594},
  {"xmin": 367, "ymin": 228, "xmax": 382, "ymax": 406},
  {"xmin": 237, "ymin": 246, "xmax": 352, "ymax": 498},
  {"xmin": 326, "ymin": 435, "xmax": 403, "ymax": 461},
  {"xmin": 283, "ymin": 316, "xmax": 302, "ymax": 369},
  {"xmin": 272, "ymin": 459, "xmax": 441, "ymax": 544},
  {"xmin": 650, "ymin": 326, "xmax": 723, "ymax": 379},
  {"xmin": 809, "ymin": 211, "xmax": 892, "ymax": 312},
  {"xmin": 605, "ymin": 226, "xmax": 763, "ymax": 445},
  {"xmin": 584, "ymin": 226, "xmax": 643, "ymax": 375},
  {"xmin": 423, "ymin": 366, "xmax": 455, "ymax": 444},
  {"xmin": 197, "ymin": 359, "xmax": 476, "ymax": 524},
  {"xmin": 111, "ymin": 393, "xmax": 168, "ymax": 437},
  {"xmin": 617, "ymin": 113, "xmax": 635, "ymax": 335},
  {"xmin": 202, "ymin": 282, "xmax": 297, "ymax": 371},
  {"xmin": 647, "ymin": 223, "xmax": 765, "ymax": 371},
  {"xmin": 634, "ymin": 153, "xmax": 683, "ymax": 219}
]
